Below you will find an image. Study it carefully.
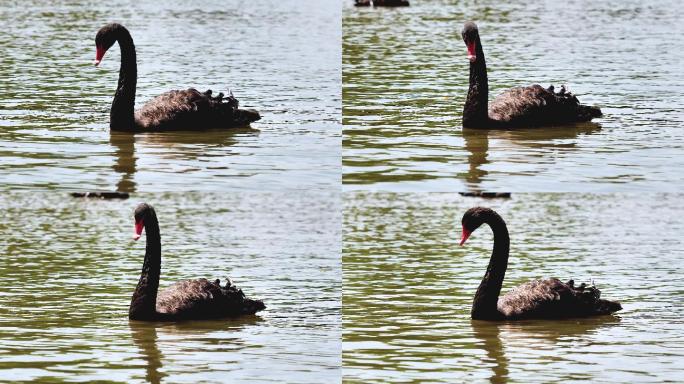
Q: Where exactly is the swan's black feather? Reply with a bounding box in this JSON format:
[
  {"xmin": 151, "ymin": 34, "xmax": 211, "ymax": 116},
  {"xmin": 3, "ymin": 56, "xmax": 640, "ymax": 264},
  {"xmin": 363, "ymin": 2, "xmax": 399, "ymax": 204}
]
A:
[
  {"xmin": 497, "ymin": 278, "xmax": 621, "ymax": 319},
  {"xmin": 156, "ymin": 278, "xmax": 265, "ymax": 320},
  {"xmin": 134, "ymin": 88, "xmax": 260, "ymax": 131},
  {"xmin": 488, "ymin": 84, "xmax": 602, "ymax": 127}
]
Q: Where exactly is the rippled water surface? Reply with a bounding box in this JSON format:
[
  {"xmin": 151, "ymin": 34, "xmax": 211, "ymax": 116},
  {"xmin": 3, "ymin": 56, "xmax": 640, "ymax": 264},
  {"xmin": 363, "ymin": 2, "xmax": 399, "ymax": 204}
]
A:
[
  {"xmin": 343, "ymin": 193, "xmax": 684, "ymax": 382},
  {"xmin": 0, "ymin": 192, "xmax": 340, "ymax": 382},
  {"xmin": 0, "ymin": 0, "xmax": 340, "ymax": 191},
  {"xmin": 343, "ymin": 1, "xmax": 684, "ymax": 191}
]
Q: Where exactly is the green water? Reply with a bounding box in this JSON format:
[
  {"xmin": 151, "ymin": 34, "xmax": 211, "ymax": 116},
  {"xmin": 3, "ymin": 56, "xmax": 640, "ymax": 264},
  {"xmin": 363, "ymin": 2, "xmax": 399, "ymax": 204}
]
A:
[
  {"xmin": 343, "ymin": 193, "xmax": 684, "ymax": 382},
  {"xmin": 343, "ymin": 0, "xmax": 684, "ymax": 191},
  {"xmin": 0, "ymin": 0, "xmax": 341, "ymax": 192},
  {"xmin": 2, "ymin": 0, "xmax": 684, "ymax": 382},
  {"xmin": 0, "ymin": 192, "xmax": 340, "ymax": 382}
]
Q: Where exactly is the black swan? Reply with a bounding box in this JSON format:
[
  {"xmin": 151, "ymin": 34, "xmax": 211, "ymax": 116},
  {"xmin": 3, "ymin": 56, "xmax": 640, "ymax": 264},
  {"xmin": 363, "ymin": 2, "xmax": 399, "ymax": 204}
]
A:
[
  {"xmin": 459, "ymin": 192, "xmax": 511, "ymax": 199},
  {"xmin": 461, "ymin": 22, "xmax": 602, "ymax": 128},
  {"xmin": 129, "ymin": 203, "xmax": 265, "ymax": 321},
  {"xmin": 71, "ymin": 192, "xmax": 129, "ymax": 199},
  {"xmin": 354, "ymin": 0, "xmax": 410, "ymax": 6},
  {"xmin": 95, "ymin": 23, "xmax": 260, "ymax": 132},
  {"xmin": 460, "ymin": 207, "xmax": 621, "ymax": 320}
]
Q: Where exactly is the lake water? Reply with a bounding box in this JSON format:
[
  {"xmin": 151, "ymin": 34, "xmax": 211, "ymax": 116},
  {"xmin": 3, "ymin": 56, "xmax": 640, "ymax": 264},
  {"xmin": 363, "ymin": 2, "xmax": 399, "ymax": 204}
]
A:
[
  {"xmin": 343, "ymin": 193, "xmax": 684, "ymax": 382},
  {"xmin": 0, "ymin": 0, "xmax": 340, "ymax": 192},
  {"xmin": 343, "ymin": 0, "xmax": 684, "ymax": 191},
  {"xmin": 0, "ymin": 192, "xmax": 340, "ymax": 383}
]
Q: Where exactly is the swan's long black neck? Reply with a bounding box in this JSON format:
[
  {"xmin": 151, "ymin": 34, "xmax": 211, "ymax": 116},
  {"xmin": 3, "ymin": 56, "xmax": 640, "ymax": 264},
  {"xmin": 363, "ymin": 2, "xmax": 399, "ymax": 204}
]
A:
[
  {"xmin": 471, "ymin": 210, "xmax": 509, "ymax": 320},
  {"xmin": 110, "ymin": 27, "xmax": 137, "ymax": 131},
  {"xmin": 463, "ymin": 36, "xmax": 490, "ymax": 128},
  {"xmin": 129, "ymin": 211, "xmax": 161, "ymax": 320}
]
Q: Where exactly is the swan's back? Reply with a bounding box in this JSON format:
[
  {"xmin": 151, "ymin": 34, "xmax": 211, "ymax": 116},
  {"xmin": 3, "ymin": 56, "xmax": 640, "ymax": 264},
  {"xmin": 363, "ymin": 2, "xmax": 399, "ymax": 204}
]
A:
[
  {"xmin": 134, "ymin": 88, "xmax": 260, "ymax": 131},
  {"xmin": 488, "ymin": 85, "xmax": 601, "ymax": 127},
  {"xmin": 156, "ymin": 278, "xmax": 265, "ymax": 319},
  {"xmin": 497, "ymin": 278, "xmax": 621, "ymax": 319}
]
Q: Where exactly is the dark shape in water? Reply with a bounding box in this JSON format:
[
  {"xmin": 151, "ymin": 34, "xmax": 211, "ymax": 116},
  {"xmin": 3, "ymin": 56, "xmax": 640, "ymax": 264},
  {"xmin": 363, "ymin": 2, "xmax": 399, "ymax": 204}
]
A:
[
  {"xmin": 460, "ymin": 207, "xmax": 622, "ymax": 320},
  {"xmin": 94, "ymin": 23, "xmax": 260, "ymax": 132},
  {"xmin": 461, "ymin": 21, "xmax": 601, "ymax": 129},
  {"xmin": 129, "ymin": 203, "xmax": 265, "ymax": 321},
  {"xmin": 70, "ymin": 192, "xmax": 129, "ymax": 199},
  {"xmin": 130, "ymin": 323, "xmax": 165, "ymax": 384},
  {"xmin": 354, "ymin": 0, "xmax": 410, "ymax": 7},
  {"xmin": 459, "ymin": 192, "xmax": 511, "ymax": 199}
]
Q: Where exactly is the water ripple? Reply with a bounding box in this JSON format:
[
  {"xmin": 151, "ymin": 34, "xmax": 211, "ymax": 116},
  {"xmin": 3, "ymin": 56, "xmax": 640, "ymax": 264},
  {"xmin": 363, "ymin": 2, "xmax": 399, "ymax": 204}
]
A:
[
  {"xmin": 343, "ymin": 192, "xmax": 684, "ymax": 382},
  {"xmin": 343, "ymin": 0, "xmax": 684, "ymax": 191},
  {"xmin": 0, "ymin": 192, "xmax": 341, "ymax": 382},
  {"xmin": 0, "ymin": 0, "xmax": 341, "ymax": 192}
]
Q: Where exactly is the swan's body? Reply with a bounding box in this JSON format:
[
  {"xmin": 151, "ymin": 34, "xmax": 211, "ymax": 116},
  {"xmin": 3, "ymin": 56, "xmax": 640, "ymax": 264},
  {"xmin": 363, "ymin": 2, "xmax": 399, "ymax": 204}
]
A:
[
  {"xmin": 460, "ymin": 207, "xmax": 621, "ymax": 320},
  {"xmin": 496, "ymin": 278, "xmax": 620, "ymax": 319},
  {"xmin": 133, "ymin": 88, "xmax": 259, "ymax": 131},
  {"xmin": 154, "ymin": 278, "xmax": 263, "ymax": 319},
  {"xmin": 461, "ymin": 21, "xmax": 601, "ymax": 129},
  {"xmin": 129, "ymin": 203, "xmax": 265, "ymax": 321},
  {"xmin": 95, "ymin": 23, "xmax": 260, "ymax": 132}
]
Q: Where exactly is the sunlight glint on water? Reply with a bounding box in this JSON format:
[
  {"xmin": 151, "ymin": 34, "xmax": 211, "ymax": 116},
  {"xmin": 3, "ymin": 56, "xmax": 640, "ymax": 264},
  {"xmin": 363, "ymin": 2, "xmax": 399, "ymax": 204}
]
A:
[
  {"xmin": 0, "ymin": 0, "xmax": 341, "ymax": 192},
  {"xmin": 343, "ymin": 0, "xmax": 684, "ymax": 191},
  {"xmin": 0, "ymin": 192, "xmax": 340, "ymax": 383},
  {"xmin": 343, "ymin": 193, "xmax": 684, "ymax": 382}
]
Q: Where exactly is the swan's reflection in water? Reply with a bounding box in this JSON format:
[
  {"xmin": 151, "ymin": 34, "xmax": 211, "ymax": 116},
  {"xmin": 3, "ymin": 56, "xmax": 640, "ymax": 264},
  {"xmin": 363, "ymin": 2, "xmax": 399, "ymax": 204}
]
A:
[
  {"xmin": 130, "ymin": 321, "xmax": 165, "ymax": 384},
  {"xmin": 129, "ymin": 315, "xmax": 263, "ymax": 384},
  {"xmin": 462, "ymin": 128, "xmax": 490, "ymax": 188},
  {"xmin": 461, "ymin": 122, "xmax": 602, "ymax": 191},
  {"xmin": 110, "ymin": 133, "xmax": 137, "ymax": 193},
  {"xmin": 470, "ymin": 320, "xmax": 508, "ymax": 384},
  {"xmin": 110, "ymin": 128, "xmax": 259, "ymax": 193},
  {"xmin": 470, "ymin": 315, "xmax": 620, "ymax": 384}
]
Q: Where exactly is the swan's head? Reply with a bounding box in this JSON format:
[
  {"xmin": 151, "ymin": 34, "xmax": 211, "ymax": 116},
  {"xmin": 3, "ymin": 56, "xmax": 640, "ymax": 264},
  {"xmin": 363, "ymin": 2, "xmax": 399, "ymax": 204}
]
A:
[
  {"xmin": 460, "ymin": 206, "xmax": 492, "ymax": 246},
  {"xmin": 133, "ymin": 202, "xmax": 154, "ymax": 241},
  {"xmin": 461, "ymin": 21, "xmax": 479, "ymax": 63},
  {"xmin": 94, "ymin": 23, "xmax": 123, "ymax": 66}
]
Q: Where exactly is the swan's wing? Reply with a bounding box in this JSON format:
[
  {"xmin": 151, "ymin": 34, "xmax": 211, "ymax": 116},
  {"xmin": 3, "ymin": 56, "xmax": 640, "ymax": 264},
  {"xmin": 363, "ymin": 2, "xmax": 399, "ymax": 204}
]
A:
[
  {"xmin": 156, "ymin": 278, "xmax": 265, "ymax": 319},
  {"xmin": 488, "ymin": 84, "xmax": 601, "ymax": 126},
  {"xmin": 135, "ymin": 88, "xmax": 207, "ymax": 129},
  {"xmin": 497, "ymin": 278, "xmax": 620, "ymax": 319},
  {"xmin": 134, "ymin": 88, "xmax": 259, "ymax": 131},
  {"xmin": 488, "ymin": 85, "xmax": 556, "ymax": 124},
  {"xmin": 156, "ymin": 278, "xmax": 221, "ymax": 315}
]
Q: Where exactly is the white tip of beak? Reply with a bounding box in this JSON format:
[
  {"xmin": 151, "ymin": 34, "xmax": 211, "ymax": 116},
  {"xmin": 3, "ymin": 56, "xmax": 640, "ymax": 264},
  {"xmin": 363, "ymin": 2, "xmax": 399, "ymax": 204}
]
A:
[
  {"xmin": 133, "ymin": 234, "xmax": 141, "ymax": 240},
  {"xmin": 94, "ymin": 60, "xmax": 101, "ymax": 67}
]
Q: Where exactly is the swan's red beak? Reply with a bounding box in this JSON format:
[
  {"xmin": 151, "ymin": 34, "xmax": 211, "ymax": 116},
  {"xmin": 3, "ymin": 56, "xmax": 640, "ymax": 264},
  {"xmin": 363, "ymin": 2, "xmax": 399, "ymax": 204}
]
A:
[
  {"xmin": 133, "ymin": 219, "xmax": 144, "ymax": 241},
  {"xmin": 460, "ymin": 226, "xmax": 472, "ymax": 246},
  {"xmin": 466, "ymin": 41, "xmax": 476, "ymax": 63},
  {"xmin": 94, "ymin": 46, "xmax": 106, "ymax": 66}
]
